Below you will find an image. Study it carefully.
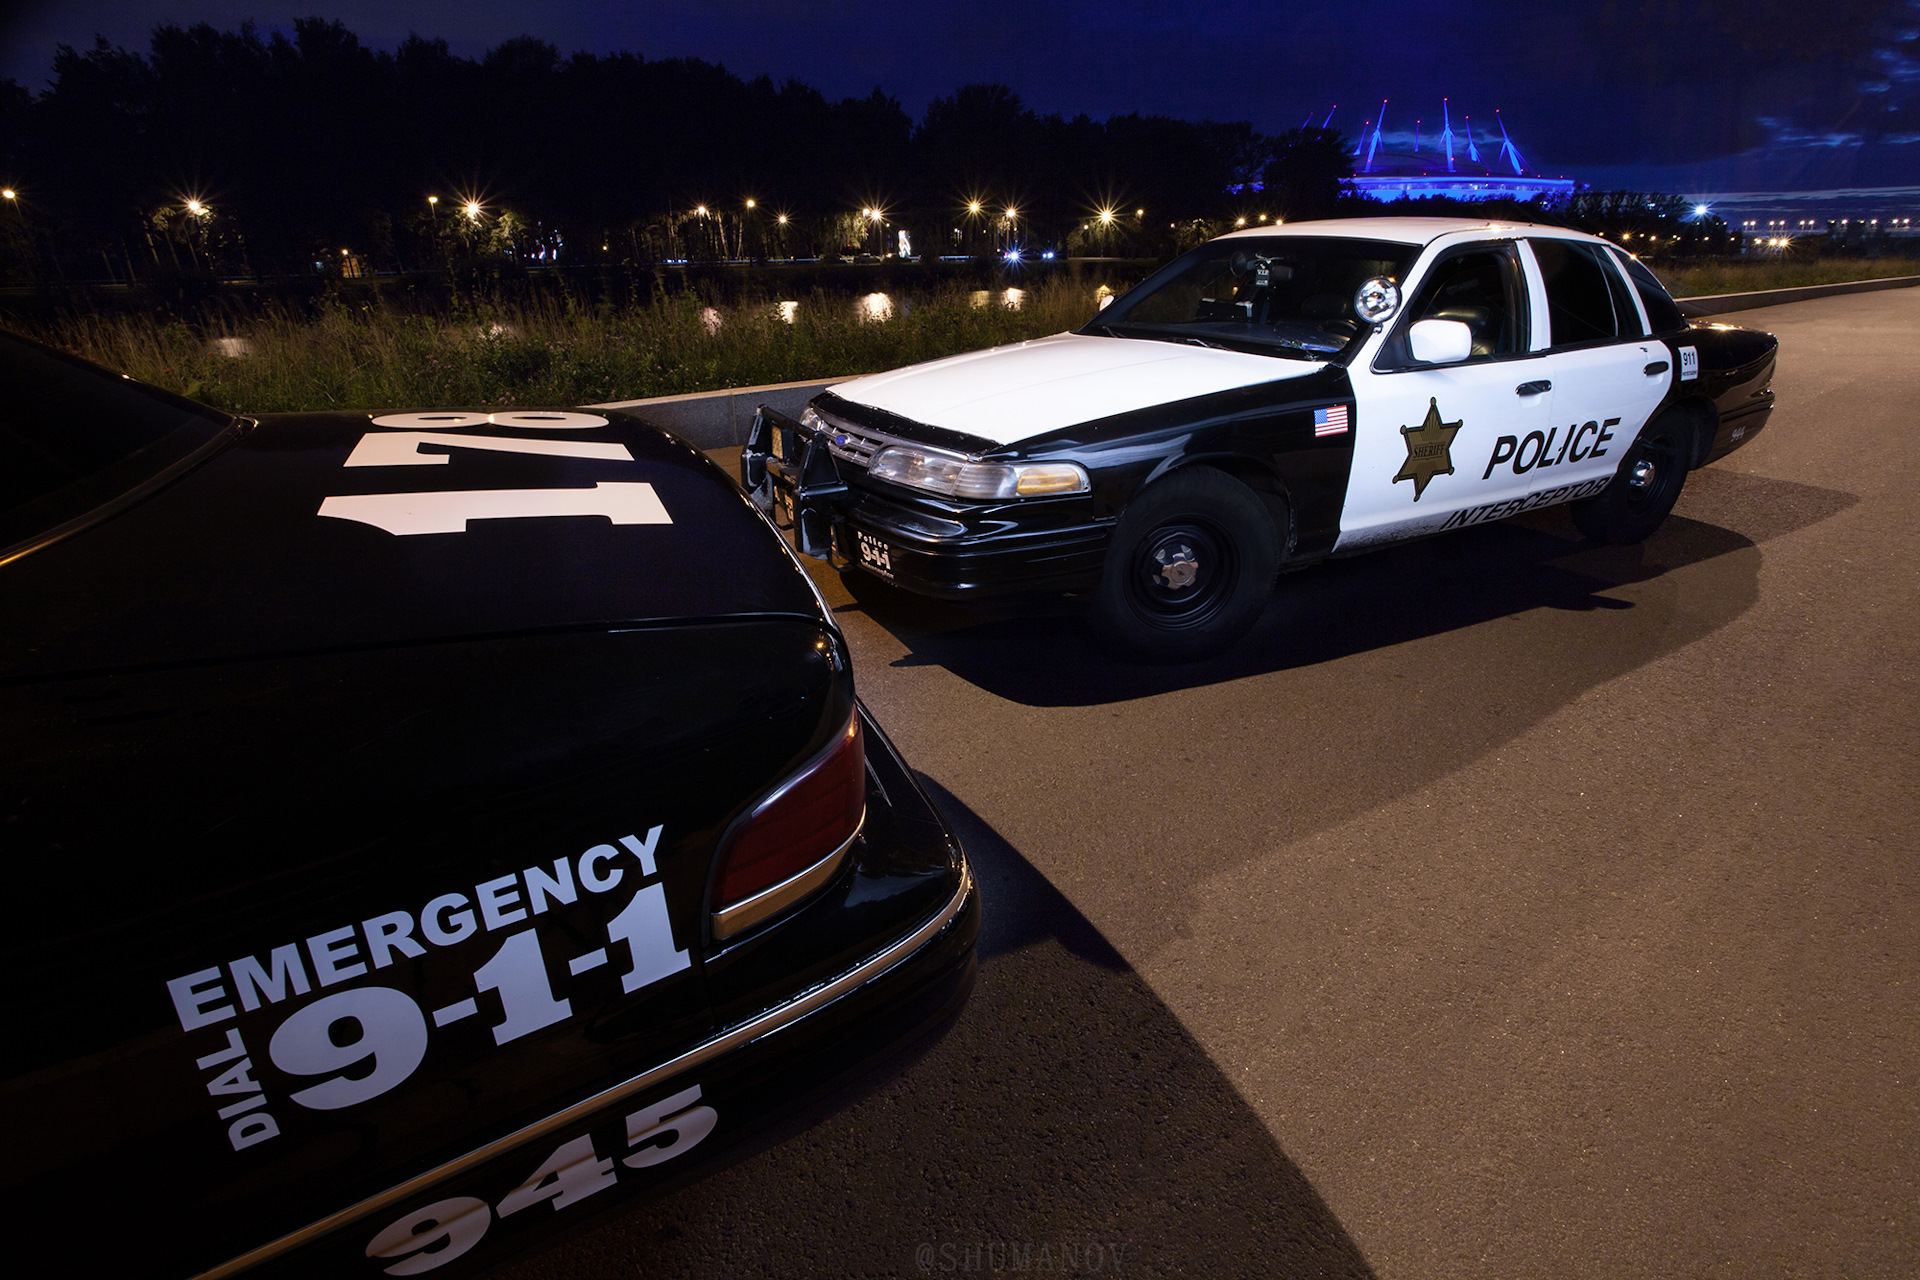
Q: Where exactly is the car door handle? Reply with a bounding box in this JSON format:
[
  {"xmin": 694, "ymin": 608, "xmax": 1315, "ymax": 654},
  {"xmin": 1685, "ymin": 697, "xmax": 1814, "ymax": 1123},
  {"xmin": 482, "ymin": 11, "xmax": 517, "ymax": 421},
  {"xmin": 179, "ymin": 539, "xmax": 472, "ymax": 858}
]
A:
[
  {"xmin": 1645, "ymin": 360, "xmax": 1670, "ymax": 375},
  {"xmin": 1515, "ymin": 380, "xmax": 1551, "ymax": 396}
]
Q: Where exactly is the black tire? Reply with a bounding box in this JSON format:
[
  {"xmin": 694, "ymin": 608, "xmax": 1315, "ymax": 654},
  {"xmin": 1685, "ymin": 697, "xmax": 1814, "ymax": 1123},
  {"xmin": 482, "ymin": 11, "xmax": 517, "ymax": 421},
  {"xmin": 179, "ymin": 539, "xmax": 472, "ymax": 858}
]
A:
[
  {"xmin": 1092, "ymin": 467, "xmax": 1279, "ymax": 661},
  {"xmin": 1570, "ymin": 412, "xmax": 1690, "ymax": 544}
]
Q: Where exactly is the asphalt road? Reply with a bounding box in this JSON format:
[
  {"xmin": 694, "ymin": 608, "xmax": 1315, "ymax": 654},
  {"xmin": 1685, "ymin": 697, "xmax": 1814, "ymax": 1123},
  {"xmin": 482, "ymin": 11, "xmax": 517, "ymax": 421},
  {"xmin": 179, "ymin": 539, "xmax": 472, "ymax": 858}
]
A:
[{"xmin": 506, "ymin": 289, "xmax": 1918, "ymax": 1279}]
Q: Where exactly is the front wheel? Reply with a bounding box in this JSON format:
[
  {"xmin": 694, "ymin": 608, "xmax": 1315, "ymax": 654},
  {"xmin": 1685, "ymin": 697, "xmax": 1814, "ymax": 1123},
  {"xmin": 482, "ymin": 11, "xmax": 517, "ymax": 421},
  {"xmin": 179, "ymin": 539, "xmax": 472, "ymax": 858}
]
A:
[
  {"xmin": 1570, "ymin": 414, "xmax": 1689, "ymax": 544},
  {"xmin": 1092, "ymin": 468, "xmax": 1279, "ymax": 661}
]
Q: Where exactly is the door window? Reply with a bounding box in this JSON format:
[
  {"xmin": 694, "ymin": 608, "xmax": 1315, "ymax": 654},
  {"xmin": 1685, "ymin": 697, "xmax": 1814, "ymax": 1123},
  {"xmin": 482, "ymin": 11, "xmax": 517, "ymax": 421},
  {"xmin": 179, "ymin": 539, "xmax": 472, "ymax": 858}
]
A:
[
  {"xmin": 1377, "ymin": 247, "xmax": 1525, "ymax": 368},
  {"xmin": 1531, "ymin": 238, "xmax": 1633, "ymax": 347}
]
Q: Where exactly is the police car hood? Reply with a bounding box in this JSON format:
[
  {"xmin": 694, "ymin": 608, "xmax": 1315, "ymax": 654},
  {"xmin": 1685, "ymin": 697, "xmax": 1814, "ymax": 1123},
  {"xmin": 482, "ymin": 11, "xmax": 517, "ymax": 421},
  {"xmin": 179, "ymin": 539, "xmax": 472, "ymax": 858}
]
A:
[
  {"xmin": 1, "ymin": 410, "xmax": 823, "ymax": 677},
  {"xmin": 828, "ymin": 331, "xmax": 1326, "ymax": 446}
]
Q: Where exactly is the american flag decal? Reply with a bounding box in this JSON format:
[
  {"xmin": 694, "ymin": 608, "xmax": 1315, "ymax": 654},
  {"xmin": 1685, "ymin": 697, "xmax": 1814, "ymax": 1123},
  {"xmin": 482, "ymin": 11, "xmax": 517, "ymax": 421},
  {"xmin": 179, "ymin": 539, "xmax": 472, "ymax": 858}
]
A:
[{"xmin": 1314, "ymin": 404, "xmax": 1350, "ymax": 437}]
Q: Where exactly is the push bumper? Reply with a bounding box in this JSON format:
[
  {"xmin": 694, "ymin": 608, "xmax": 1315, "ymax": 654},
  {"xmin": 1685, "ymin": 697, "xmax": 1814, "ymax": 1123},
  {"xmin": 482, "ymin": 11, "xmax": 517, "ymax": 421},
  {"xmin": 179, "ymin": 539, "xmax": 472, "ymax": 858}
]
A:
[{"xmin": 742, "ymin": 405, "xmax": 1111, "ymax": 600}]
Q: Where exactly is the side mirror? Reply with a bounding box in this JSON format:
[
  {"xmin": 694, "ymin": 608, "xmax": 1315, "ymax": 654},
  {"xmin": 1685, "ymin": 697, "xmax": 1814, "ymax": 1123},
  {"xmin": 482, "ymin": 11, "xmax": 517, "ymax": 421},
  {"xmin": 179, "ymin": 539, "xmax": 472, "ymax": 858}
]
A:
[{"xmin": 1408, "ymin": 319, "xmax": 1473, "ymax": 365}]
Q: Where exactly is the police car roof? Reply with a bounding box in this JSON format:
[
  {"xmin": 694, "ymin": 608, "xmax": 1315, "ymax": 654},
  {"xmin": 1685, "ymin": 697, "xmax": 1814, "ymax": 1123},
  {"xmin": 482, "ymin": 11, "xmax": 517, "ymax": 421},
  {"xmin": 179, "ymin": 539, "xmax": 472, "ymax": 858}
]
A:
[{"xmin": 1216, "ymin": 216, "xmax": 1601, "ymax": 248}]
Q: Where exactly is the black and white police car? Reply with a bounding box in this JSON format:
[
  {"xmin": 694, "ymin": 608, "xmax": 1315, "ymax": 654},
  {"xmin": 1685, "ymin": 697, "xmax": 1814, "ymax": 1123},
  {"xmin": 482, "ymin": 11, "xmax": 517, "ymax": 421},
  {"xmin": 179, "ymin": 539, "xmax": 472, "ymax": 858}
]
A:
[
  {"xmin": 746, "ymin": 217, "xmax": 1778, "ymax": 659},
  {"xmin": 0, "ymin": 332, "xmax": 977, "ymax": 1278}
]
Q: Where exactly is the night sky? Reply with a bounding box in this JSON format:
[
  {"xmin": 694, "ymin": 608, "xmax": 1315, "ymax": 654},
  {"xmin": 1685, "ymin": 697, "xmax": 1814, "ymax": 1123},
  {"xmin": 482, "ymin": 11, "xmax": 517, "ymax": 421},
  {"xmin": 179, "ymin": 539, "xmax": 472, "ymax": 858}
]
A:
[{"xmin": 6, "ymin": 0, "xmax": 1918, "ymax": 195}]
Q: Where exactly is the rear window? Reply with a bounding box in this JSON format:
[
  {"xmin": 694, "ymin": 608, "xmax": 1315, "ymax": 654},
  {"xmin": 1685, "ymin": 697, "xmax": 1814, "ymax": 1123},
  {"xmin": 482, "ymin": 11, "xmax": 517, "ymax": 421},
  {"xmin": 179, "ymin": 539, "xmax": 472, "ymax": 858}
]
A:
[
  {"xmin": 0, "ymin": 333, "xmax": 236, "ymax": 551},
  {"xmin": 1530, "ymin": 238, "xmax": 1625, "ymax": 347},
  {"xmin": 1612, "ymin": 250, "xmax": 1689, "ymax": 333}
]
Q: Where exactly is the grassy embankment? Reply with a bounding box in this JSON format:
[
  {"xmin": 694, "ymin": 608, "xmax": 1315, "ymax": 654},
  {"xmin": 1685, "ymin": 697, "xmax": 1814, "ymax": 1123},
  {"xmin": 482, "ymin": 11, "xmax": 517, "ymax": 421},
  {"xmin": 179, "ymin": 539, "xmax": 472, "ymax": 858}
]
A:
[
  {"xmin": 18, "ymin": 257, "xmax": 1916, "ymax": 413},
  {"xmin": 1661, "ymin": 256, "xmax": 1917, "ymax": 297},
  {"xmin": 29, "ymin": 283, "xmax": 1110, "ymax": 414}
]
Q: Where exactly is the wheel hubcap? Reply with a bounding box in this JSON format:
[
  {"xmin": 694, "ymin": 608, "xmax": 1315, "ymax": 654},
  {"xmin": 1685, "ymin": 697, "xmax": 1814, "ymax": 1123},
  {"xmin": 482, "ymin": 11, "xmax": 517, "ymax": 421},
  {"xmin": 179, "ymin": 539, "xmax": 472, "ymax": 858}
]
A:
[
  {"xmin": 1131, "ymin": 522, "xmax": 1233, "ymax": 628},
  {"xmin": 1152, "ymin": 543, "xmax": 1200, "ymax": 590},
  {"xmin": 1628, "ymin": 458, "xmax": 1657, "ymax": 490}
]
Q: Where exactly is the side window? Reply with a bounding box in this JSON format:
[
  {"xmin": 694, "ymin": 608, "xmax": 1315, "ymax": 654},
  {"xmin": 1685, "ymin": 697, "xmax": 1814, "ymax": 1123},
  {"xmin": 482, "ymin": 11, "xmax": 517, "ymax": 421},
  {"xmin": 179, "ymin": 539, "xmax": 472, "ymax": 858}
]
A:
[
  {"xmin": 1530, "ymin": 238, "xmax": 1621, "ymax": 346},
  {"xmin": 1612, "ymin": 250, "xmax": 1688, "ymax": 333},
  {"xmin": 1381, "ymin": 247, "xmax": 1523, "ymax": 366}
]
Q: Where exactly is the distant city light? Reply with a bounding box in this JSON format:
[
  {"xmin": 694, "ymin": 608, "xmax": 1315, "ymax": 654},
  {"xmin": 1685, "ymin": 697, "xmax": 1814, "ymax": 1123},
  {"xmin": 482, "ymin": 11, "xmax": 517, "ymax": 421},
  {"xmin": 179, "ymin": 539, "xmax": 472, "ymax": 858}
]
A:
[
  {"xmin": 695, "ymin": 204, "xmax": 708, "ymax": 216},
  {"xmin": 968, "ymin": 201, "xmax": 983, "ymax": 214},
  {"xmin": 745, "ymin": 198, "xmax": 756, "ymax": 209},
  {"xmin": 186, "ymin": 199, "xmax": 206, "ymax": 216},
  {"xmin": 1041, "ymin": 250, "xmax": 1055, "ymax": 260},
  {"xmin": 777, "ymin": 214, "xmax": 788, "ymax": 225},
  {"xmin": 1004, "ymin": 248, "xmax": 1022, "ymax": 262},
  {"xmin": 1693, "ymin": 203, "xmax": 1711, "ymax": 218},
  {"xmin": 1097, "ymin": 207, "xmax": 1116, "ymax": 225},
  {"xmin": 464, "ymin": 201, "xmax": 481, "ymax": 220}
]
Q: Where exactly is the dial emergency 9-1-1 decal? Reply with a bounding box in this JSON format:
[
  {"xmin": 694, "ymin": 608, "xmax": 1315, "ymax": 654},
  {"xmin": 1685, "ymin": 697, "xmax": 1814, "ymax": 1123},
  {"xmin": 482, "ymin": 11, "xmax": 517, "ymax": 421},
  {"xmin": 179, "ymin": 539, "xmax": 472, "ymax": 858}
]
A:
[{"xmin": 163, "ymin": 827, "xmax": 681, "ymax": 1154}]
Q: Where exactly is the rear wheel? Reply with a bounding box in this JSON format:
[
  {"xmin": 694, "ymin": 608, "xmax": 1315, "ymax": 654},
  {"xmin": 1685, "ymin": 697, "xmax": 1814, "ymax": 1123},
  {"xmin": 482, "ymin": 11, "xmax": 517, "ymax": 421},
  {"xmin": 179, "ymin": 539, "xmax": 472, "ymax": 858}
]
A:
[
  {"xmin": 1092, "ymin": 468, "xmax": 1278, "ymax": 661},
  {"xmin": 1570, "ymin": 413, "xmax": 1689, "ymax": 544}
]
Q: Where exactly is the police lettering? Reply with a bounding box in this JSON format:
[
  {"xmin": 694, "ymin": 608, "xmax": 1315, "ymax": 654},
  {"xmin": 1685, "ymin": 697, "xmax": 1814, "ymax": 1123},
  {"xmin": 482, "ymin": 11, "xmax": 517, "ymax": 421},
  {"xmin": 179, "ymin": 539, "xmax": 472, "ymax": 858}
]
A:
[{"xmin": 1483, "ymin": 417, "xmax": 1620, "ymax": 479}]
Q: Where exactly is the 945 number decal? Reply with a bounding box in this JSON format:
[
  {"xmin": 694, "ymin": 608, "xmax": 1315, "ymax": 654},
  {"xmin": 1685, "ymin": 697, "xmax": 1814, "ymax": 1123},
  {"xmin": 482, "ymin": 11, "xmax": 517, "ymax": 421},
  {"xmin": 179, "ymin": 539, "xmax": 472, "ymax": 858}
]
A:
[{"xmin": 364, "ymin": 1085, "xmax": 718, "ymax": 1275}]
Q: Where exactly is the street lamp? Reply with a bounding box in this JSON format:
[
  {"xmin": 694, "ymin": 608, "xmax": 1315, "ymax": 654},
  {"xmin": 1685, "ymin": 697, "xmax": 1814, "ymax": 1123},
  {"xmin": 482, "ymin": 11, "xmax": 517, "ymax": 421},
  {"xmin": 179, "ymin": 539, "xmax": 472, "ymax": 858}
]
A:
[
  {"xmin": 2, "ymin": 189, "xmax": 15, "ymax": 202},
  {"xmin": 464, "ymin": 201, "xmax": 481, "ymax": 221}
]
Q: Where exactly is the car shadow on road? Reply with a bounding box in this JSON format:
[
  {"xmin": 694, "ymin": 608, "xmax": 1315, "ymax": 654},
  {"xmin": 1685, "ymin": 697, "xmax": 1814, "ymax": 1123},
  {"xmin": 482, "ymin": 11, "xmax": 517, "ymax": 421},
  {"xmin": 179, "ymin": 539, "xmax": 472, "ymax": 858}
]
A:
[
  {"xmin": 833, "ymin": 470, "xmax": 1856, "ymax": 707},
  {"xmin": 495, "ymin": 782, "xmax": 1376, "ymax": 1280}
]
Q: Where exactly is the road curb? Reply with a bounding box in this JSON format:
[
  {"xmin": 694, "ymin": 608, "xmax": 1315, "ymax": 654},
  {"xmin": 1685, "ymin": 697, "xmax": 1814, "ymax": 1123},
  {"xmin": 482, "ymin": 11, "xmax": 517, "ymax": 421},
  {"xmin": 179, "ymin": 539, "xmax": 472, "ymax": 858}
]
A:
[{"xmin": 1678, "ymin": 273, "xmax": 1920, "ymax": 316}]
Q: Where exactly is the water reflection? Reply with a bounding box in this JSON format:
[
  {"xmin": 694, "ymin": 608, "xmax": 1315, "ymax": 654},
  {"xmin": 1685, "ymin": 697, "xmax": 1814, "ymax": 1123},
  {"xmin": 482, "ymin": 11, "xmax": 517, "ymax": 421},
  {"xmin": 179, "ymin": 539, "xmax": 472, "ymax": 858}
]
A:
[
  {"xmin": 968, "ymin": 288, "xmax": 1028, "ymax": 310},
  {"xmin": 699, "ymin": 284, "xmax": 1123, "ymax": 329}
]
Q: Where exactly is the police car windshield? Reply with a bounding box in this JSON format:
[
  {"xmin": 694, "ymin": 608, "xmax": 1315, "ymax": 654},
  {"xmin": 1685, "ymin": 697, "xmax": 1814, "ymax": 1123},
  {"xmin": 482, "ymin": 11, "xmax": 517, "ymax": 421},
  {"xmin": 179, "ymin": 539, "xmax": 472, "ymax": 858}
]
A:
[{"xmin": 1089, "ymin": 236, "xmax": 1417, "ymax": 360}]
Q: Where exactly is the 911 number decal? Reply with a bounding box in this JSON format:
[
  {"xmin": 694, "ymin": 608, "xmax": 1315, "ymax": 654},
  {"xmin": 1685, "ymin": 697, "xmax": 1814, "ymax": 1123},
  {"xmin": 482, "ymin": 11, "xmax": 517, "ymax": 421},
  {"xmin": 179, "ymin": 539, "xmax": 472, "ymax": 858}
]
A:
[
  {"xmin": 165, "ymin": 827, "xmax": 685, "ymax": 1152},
  {"xmin": 363, "ymin": 1085, "xmax": 718, "ymax": 1274}
]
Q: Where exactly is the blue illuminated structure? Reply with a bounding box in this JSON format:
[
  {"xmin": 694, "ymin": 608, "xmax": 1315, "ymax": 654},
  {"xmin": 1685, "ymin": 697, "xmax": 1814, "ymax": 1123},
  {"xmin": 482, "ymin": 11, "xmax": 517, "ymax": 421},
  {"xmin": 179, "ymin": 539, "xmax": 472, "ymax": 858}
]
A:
[{"xmin": 1350, "ymin": 100, "xmax": 1578, "ymax": 203}]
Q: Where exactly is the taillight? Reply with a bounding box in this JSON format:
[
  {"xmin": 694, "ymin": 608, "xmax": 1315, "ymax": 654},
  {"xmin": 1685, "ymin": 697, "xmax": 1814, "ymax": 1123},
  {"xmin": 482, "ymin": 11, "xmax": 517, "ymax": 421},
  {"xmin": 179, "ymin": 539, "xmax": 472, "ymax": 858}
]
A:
[{"xmin": 711, "ymin": 713, "xmax": 865, "ymax": 939}]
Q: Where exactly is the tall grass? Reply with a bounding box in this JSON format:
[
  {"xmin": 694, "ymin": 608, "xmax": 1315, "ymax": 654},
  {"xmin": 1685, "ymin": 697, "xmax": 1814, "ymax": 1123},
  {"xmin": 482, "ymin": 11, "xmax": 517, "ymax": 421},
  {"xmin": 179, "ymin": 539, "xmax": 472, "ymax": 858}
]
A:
[
  {"xmin": 20, "ymin": 256, "xmax": 1917, "ymax": 413},
  {"xmin": 26, "ymin": 283, "xmax": 1113, "ymax": 414},
  {"xmin": 1661, "ymin": 256, "xmax": 1918, "ymax": 298}
]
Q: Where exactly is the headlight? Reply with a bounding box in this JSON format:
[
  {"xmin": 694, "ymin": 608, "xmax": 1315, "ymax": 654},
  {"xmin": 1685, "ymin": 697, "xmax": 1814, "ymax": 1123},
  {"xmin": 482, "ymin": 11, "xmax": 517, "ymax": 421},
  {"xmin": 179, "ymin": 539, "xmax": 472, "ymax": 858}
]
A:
[{"xmin": 867, "ymin": 446, "xmax": 1090, "ymax": 500}]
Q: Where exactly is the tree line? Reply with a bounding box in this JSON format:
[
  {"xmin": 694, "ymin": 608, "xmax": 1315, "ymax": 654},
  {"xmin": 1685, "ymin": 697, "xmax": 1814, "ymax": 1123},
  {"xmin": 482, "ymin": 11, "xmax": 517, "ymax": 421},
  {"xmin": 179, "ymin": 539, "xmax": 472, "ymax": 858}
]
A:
[
  {"xmin": 0, "ymin": 19, "xmax": 1366, "ymax": 285},
  {"xmin": 0, "ymin": 18, "xmax": 1749, "ymax": 293}
]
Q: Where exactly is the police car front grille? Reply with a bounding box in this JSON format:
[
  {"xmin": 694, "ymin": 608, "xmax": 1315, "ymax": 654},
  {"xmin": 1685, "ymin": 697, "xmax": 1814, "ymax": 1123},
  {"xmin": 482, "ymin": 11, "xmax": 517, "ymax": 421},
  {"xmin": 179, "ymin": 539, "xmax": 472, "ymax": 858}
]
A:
[{"xmin": 823, "ymin": 423, "xmax": 887, "ymax": 468}]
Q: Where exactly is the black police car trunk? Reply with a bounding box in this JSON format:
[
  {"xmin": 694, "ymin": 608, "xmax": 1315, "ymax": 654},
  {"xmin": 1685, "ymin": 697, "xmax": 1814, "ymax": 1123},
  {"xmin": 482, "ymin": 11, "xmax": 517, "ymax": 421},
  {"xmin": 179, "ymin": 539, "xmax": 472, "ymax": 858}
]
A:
[{"xmin": 0, "ymin": 411, "xmax": 966, "ymax": 1277}]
